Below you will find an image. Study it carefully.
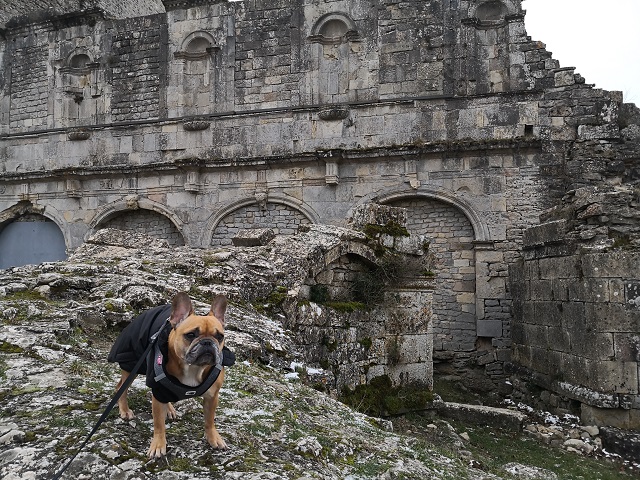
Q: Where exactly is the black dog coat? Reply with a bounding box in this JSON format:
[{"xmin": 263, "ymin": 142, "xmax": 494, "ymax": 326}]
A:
[{"xmin": 108, "ymin": 304, "xmax": 235, "ymax": 403}]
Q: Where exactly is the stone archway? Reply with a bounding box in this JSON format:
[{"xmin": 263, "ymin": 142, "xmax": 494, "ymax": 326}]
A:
[
  {"xmin": 101, "ymin": 209, "xmax": 185, "ymax": 246},
  {"xmin": 384, "ymin": 197, "xmax": 477, "ymax": 357},
  {"xmin": 210, "ymin": 201, "xmax": 313, "ymax": 246}
]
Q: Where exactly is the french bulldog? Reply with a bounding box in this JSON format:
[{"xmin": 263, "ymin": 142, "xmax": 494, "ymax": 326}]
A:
[{"xmin": 108, "ymin": 292, "xmax": 230, "ymax": 457}]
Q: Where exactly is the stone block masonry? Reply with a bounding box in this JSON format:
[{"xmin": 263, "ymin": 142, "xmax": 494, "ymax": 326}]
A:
[
  {"xmin": 110, "ymin": 16, "xmax": 166, "ymax": 122},
  {"xmin": 510, "ymin": 248, "xmax": 640, "ymax": 429}
]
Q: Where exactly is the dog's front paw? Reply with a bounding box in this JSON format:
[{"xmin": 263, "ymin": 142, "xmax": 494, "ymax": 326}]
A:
[
  {"xmin": 119, "ymin": 408, "xmax": 135, "ymax": 420},
  {"xmin": 147, "ymin": 437, "xmax": 167, "ymax": 458},
  {"xmin": 206, "ymin": 430, "xmax": 227, "ymax": 449}
]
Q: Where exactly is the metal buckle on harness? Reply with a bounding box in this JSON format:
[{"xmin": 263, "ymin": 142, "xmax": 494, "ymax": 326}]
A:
[{"xmin": 185, "ymin": 391, "xmax": 197, "ymax": 396}]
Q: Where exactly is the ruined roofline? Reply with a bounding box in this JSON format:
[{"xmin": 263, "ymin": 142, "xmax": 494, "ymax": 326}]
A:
[
  {"xmin": 162, "ymin": 0, "xmax": 233, "ymax": 11},
  {"xmin": 0, "ymin": 1, "xmax": 166, "ymax": 30},
  {"xmin": 2, "ymin": 8, "xmax": 109, "ymax": 32}
]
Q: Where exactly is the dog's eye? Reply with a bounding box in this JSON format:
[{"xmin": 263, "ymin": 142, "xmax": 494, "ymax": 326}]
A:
[
  {"xmin": 214, "ymin": 332, "xmax": 224, "ymax": 342},
  {"xmin": 184, "ymin": 331, "xmax": 198, "ymax": 341}
]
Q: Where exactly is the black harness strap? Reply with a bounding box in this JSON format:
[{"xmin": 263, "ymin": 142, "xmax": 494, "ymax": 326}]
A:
[{"xmin": 49, "ymin": 318, "xmax": 171, "ymax": 480}]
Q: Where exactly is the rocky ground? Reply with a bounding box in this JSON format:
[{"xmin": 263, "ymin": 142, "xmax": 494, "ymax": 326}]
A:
[{"xmin": 0, "ymin": 229, "xmax": 637, "ymax": 479}]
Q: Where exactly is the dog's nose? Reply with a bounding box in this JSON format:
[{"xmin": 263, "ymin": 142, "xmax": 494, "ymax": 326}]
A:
[{"xmin": 199, "ymin": 339, "xmax": 215, "ymax": 348}]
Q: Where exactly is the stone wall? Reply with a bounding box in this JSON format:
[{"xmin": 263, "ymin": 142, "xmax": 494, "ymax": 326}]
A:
[
  {"xmin": 290, "ymin": 224, "xmax": 433, "ymax": 391},
  {"xmin": 510, "ymin": 242, "xmax": 640, "ymax": 429},
  {"xmin": 293, "ymin": 283, "xmax": 433, "ymax": 392},
  {"xmin": 507, "ymin": 86, "xmax": 640, "ymax": 428},
  {"xmin": 389, "ymin": 198, "xmax": 477, "ymax": 350},
  {"xmin": 110, "ymin": 16, "xmax": 166, "ymax": 122}
]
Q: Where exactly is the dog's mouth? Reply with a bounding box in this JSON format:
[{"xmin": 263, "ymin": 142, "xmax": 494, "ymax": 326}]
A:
[{"xmin": 185, "ymin": 340, "xmax": 221, "ymax": 366}]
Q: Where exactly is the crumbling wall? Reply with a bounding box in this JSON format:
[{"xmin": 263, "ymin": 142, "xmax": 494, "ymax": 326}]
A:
[
  {"xmin": 509, "ymin": 118, "xmax": 640, "ymax": 428},
  {"xmin": 287, "ymin": 205, "xmax": 434, "ymax": 393},
  {"xmin": 0, "ymin": 1, "xmax": 164, "ymax": 27},
  {"xmin": 510, "ymin": 235, "xmax": 640, "ymax": 429}
]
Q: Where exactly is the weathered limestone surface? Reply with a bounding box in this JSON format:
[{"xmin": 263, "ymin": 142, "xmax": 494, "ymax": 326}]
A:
[{"xmin": 2, "ymin": 228, "xmax": 636, "ymax": 479}]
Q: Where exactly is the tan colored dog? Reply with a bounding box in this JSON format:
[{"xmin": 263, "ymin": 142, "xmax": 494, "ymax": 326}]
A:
[{"xmin": 110, "ymin": 293, "xmax": 228, "ymax": 457}]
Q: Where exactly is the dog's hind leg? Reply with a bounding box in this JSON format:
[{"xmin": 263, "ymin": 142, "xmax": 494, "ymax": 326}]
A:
[{"xmin": 116, "ymin": 370, "xmax": 135, "ymax": 420}]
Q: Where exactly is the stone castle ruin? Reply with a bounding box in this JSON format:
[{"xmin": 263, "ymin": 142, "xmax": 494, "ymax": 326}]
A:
[{"xmin": 1, "ymin": 0, "xmax": 639, "ymax": 429}]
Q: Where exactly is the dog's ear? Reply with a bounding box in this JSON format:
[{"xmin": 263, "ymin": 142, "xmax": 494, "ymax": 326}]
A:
[
  {"xmin": 170, "ymin": 292, "xmax": 194, "ymax": 326},
  {"xmin": 210, "ymin": 295, "xmax": 227, "ymax": 326}
]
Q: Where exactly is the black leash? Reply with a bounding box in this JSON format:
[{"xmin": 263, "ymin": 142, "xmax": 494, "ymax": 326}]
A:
[{"xmin": 49, "ymin": 319, "xmax": 170, "ymax": 480}]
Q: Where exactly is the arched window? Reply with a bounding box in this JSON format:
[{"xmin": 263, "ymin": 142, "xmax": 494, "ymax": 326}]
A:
[
  {"xmin": 308, "ymin": 13, "xmax": 362, "ymax": 105},
  {"xmin": 173, "ymin": 32, "xmax": 220, "ymax": 116},
  {"xmin": 186, "ymin": 36, "xmax": 212, "ymax": 55},
  {"xmin": 69, "ymin": 53, "xmax": 91, "ymax": 69},
  {"xmin": 57, "ymin": 49, "xmax": 101, "ymax": 123},
  {"xmin": 476, "ymin": 1, "xmax": 508, "ymax": 22},
  {"xmin": 309, "ymin": 12, "xmax": 360, "ymax": 45}
]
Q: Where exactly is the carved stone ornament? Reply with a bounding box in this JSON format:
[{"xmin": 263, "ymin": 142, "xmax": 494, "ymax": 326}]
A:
[
  {"xmin": 67, "ymin": 129, "xmax": 91, "ymax": 141},
  {"xmin": 318, "ymin": 105, "xmax": 350, "ymax": 121},
  {"xmin": 125, "ymin": 195, "xmax": 139, "ymax": 210},
  {"xmin": 255, "ymin": 192, "xmax": 268, "ymax": 209}
]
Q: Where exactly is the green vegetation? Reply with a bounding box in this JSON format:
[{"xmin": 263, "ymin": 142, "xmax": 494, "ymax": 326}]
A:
[
  {"xmin": 1, "ymin": 290, "xmax": 44, "ymax": 301},
  {"xmin": 341, "ymin": 375, "xmax": 434, "ymax": 417},
  {"xmin": 610, "ymin": 232, "xmax": 631, "ymax": 249},
  {"xmin": 402, "ymin": 414, "xmax": 636, "ymax": 480},
  {"xmin": 253, "ymin": 285, "xmax": 288, "ymax": 314},
  {"xmin": 309, "ymin": 284, "xmax": 330, "ymax": 304},
  {"xmin": 362, "ymin": 221, "xmax": 410, "ymax": 239},
  {"xmin": 0, "ymin": 341, "xmax": 25, "ymax": 354},
  {"xmin": 358, "ymin": 337, "xmax": 372, "ymax": 350}
]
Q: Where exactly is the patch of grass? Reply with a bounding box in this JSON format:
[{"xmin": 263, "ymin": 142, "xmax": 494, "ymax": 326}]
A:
[
  {"xmin": 611, "ymin": 233, "xmax": 631, "ymax": 250},
  {"xmin": 449, "ymin": 419, "xmax": 636, "ymax": 479},
  {"xmin": 433, "ymin": 376, "xmax": 485, "ymax": 405},
  {"xmin": 309, "ymin": 284, "xmax": 330, "ymax": 304},
  {"xmin": 253, "ymin": 285, "xmax": 288, "ymax": 315},
  {"xmin": 0, "ymin": 340, "xmax": 24, "ymax": 354},
  {"xmin": 50, "ymin": 412, "xmax": 89, "ymax": 429},
  {"xmin": 68, "ymin": 360, "xmax": 92, "ymax": 376},
  {"xmin": 2, "ymin": 290, "xmax": 44, "ymax": 301}
]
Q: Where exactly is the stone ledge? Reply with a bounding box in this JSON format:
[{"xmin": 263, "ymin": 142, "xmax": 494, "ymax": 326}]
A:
[{"xmin": 437, "ymin": 402, "xmax": 528, "ymax": 432}]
